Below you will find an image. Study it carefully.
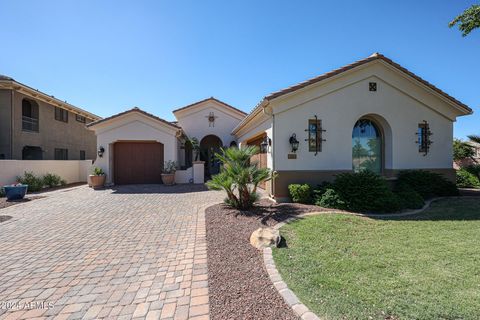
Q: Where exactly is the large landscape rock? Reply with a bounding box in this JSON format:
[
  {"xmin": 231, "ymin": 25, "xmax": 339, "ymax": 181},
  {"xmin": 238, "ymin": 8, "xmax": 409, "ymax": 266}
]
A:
[{"xmin": 250, "ymin": 227, "xmax": 281, "ymax": 249}]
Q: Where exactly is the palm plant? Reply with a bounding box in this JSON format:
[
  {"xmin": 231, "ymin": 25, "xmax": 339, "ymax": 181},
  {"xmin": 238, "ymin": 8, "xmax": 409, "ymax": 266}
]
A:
[
  {"xmin": 206, "ymin": 146, "xmax": 276, "ymax": 210},
  {"xmin": 468, "ymin": 135, "xmax": 480, "ymax": 145}
]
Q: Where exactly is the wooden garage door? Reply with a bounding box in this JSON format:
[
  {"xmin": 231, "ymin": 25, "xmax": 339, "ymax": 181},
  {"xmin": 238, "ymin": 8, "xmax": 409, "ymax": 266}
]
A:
[{"xmin": 114, "ymin": 141, "xmax": 164, "ymax": 184}]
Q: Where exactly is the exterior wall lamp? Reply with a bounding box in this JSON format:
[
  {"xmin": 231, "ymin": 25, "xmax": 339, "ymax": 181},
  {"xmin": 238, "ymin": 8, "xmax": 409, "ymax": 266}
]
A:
[
  {"xmin": 289, "ymin": 134, "xmax": 299, "ymax": 153},
  {"xmin": 260, "ymin": 136, "xmax": 271, "ymax": 153},
  {"xmin": 97, "ymin": 146, "xmax": 105, "ymax": 158}
]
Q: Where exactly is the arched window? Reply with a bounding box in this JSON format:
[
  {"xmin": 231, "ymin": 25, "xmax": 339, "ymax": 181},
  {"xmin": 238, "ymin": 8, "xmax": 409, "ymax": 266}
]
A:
[{"xmin": 352, "ymin": 119, "xmax": 382, "ymax": 173}]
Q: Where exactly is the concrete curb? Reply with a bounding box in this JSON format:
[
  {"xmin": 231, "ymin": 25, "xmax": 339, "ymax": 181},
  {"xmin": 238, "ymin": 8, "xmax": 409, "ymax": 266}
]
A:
[{"xmin": 262, "ymin": 195, "xmax": 478, "ymax": 320}]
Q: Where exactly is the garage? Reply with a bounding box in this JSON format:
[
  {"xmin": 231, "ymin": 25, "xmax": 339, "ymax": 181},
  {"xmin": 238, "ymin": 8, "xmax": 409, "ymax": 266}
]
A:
[{"xmin": 114, "ymin": 141, "xmax": 164, "ymax": 184}]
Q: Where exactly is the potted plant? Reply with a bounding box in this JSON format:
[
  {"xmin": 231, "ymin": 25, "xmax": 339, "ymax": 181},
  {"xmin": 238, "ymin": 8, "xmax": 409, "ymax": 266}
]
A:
[
  {"xmin": 90, "ymin": 167, "xmax": 106, "ymax": 189},
  {"xmin": 161, "ymin": 161, "xmax": 177, "ymax": 185},
  {"xmin": 3, "ymin": 183, "xmax": 28, "ymax": 200}
]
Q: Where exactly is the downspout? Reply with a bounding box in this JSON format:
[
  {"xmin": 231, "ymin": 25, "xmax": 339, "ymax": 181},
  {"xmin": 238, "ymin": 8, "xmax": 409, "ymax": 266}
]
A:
[
  {"xmin": 262, "ymin": 102, "xmax": 276, "ymax": 198},
  {"xmin": 10, "ymin": 90, "xmax": 14, "ymax": 159}
]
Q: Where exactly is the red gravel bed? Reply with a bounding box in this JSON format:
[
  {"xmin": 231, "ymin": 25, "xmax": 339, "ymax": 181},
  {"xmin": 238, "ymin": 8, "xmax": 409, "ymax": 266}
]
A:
[{"xmin": 205, "ymin": 199, "xmax": 328, "ymax": 320}]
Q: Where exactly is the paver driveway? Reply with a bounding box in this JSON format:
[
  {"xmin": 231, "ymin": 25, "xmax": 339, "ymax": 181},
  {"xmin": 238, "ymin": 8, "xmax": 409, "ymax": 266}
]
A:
[{"xmin": 0, "ymin": 184, "xmax": 224, "ymax": 320}]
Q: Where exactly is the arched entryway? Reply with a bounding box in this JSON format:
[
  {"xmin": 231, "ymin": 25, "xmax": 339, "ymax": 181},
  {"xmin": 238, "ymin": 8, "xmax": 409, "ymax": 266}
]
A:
[
  {"xmin": 352, "ymin": 118, "xmax": 383, "ymax": 174},
  {"xmin": 200, "ymin": 135, "xmax": 222, "ymax": 177}
]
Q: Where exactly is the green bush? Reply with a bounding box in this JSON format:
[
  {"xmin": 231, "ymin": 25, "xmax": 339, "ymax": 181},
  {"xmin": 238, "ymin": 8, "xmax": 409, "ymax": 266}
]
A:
[
  {"xmin": 16, "ymin": 172, "xmax": 44, "ymax": 192},
  {"xmin": 314, "ymin": 188, "xmax": 345, "ymax": 209},
  {"xmin": 464, "ymin": 164, "xmax": 480, "ymax": 179},
  {"xmin": 456, "ymin": 169, "xmax": 480, "ymax": 188},
  {"xmin": 288, "ymin": 184, "xmax": 312, "ymax": 204},
  {"xmin": 333, "ymin": 171, "xmax": 401, "ymax": 213},
  {"xmin": 395, "ymin": 188, "xmax": 425, "ymax": 209},
  {"xmin": 43, "ymin": 173, "xmax": 66, "ymax": 188},
  {"xmin": 395, "ymin": 170, "xmax": 459, "ymax": 199}
]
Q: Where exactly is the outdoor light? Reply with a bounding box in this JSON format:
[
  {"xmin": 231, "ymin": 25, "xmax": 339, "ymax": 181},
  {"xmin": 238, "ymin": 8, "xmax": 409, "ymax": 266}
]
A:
[
  {"xmin": 289, "ymin": 134, "xmax": 299, "ymax": 153},
  {"xmin": 260, "ymin": 136, "xmax": 271, "ymax": 153},
  {"xmin": 97, "ymin": 146, "xmax": 105, "ymax": 158}
]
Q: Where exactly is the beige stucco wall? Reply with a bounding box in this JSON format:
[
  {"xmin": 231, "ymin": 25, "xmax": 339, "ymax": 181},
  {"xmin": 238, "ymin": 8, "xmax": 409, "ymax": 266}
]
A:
[
  {"xmin": 0, "ymin": 89, "xmax": 12, "ymax": 158},
  {"xmin": 0, "ymin": 160, "xmax": 92, "ymax": 186},
  {"xmin": 174, "ymin": 100, "xmax": 244, "ymax": 147},
  {"xmin": 7, "ymin": 90, "xmax": 96, "ymax": 160},
  {"xmin": 271, "ymin": 61, "xmax": 458, "ymax": 172},
  {"xmin": 90, "ymin": 112, "xmax": 179, "ymax": 185}
]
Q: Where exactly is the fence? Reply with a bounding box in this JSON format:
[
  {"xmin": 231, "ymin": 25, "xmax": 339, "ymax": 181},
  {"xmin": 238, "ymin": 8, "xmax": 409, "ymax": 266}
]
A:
[{"xmin": 0, "ymin": 160, "xmax": 93, "ymax": 186}]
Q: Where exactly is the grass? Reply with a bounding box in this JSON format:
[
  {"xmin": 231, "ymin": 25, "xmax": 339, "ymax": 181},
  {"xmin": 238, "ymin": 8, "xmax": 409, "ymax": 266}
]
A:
[{"xmin": 272, "ymin": 198, "xmax": 480, "ymax": 320}]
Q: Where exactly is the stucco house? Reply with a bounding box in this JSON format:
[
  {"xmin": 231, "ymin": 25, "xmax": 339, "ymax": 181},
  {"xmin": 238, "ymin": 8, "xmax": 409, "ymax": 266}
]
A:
[{"xmin": 87, "ymin": 53, "xmax": 472, "ymax": 201}]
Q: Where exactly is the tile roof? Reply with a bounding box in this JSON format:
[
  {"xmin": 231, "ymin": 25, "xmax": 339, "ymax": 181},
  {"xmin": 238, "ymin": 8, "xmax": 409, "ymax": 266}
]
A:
[
  {"xmin": 86, "ymin": 107, "xmax": 181, "ymax": 129},
  {"xmin": 172, "ymin": 97, "xmax": 247, "ymax": 116},
  {"xmin": 233, "ymin": 53, "xmax": 472, "ymax": 134}
]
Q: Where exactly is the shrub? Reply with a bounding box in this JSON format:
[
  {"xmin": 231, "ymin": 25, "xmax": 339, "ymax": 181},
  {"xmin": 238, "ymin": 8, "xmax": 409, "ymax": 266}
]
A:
[
  {"xmin": 16, "ymin": 172, "xmax": 44, "ymax": 192},
  {"xmin": 396, "ymin": 170, "xmax": 459, "ymax": 199},
  {"xmin": 0, "ymin": 187, "xmax": 5, "ymax": 198},
  {"xmin": 456, "ymin": 169, "xmax": 480, "ymax": 188},
  {"xmin": 93, "ymin": 167, "xmax": 105, "ymax": 176},
  {"xmin": 314, "ymin": 188, "xmax": 345, "ymax": 209},
  {"xmin": 333, "ymin": 171, "xmax": 401, "ymax": 213},
  {"xmin": 43, "ymin": 173, "xmax": 65, "ymax": 188},
  {"xmin": 395, "ymin": 188, "xmax": 425, "ymax": 209},
  {"xmin": 206, "ymin": 146, "xmax": 276, "ymax": 210},
  {"xmin": 288, "ymin": 184, "xmax": 312, "ymax": 204},
  {"xmin": 464, "ymin": 164, "xmax": 480, "ymax": 179}
]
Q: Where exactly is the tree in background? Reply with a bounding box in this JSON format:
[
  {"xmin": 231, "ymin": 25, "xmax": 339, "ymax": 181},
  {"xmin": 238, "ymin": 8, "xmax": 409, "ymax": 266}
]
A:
[
  {"xmin": 468, "ymin": 134, "xmax": 480, "ymax": 145},
  {"xmin": 453, "ymin": 139, "xmax": 475, "ymax": 161},
  {"xmin": 449, "ymin": 4, "xmax": 480, "ymax": 36}
]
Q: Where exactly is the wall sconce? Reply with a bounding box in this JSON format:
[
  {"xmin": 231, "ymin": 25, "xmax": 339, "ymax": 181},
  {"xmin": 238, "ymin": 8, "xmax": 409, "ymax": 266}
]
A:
[
  {"xmin": 97, "ymin": 146, "xmax": 105, "ymax": 158},
  {"xmin": 260, "ymin": 136, "xmax": 271, "ymax": 153},
  {"xmin": 289, "ymin": 134, "xmax": 299, "ymax": 153}
]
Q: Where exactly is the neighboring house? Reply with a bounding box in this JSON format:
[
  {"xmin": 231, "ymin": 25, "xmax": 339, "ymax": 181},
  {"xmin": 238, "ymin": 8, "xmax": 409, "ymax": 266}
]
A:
[
  {"xmin": 0, "ymin": 75, "xmax": 100, "ymax": 160},
  {"xmin": 87, "ymin": 53, "xmax": 472, "ymax": 201},
  {"xmin": 468, "ymin": 142, "xmax": 480, "ymax": 162}
]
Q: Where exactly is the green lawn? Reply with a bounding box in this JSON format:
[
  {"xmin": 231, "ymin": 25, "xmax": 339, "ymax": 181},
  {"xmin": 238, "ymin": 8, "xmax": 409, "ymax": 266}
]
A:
[{"xmin": 273, "ymin": 198, "xmax": 480, "ymax": 320}]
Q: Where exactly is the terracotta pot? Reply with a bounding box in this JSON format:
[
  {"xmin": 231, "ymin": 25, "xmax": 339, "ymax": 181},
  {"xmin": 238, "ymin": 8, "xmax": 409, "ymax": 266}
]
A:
[
  {"xmin": 89, "ymin": 175, "xmax": 106, "ymax": 189},
  {"xmin": 161, "ymin": 173, "xmax": 175, "ymax": 185}
]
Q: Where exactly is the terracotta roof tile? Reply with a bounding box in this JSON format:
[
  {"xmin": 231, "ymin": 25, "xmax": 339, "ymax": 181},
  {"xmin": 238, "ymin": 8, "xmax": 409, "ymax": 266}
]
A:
[
  {"xmin": 172, "ymin": 97, "xmax": 247, "ymax": 116},
  {"xmin": 86, "ymin": 107, "xmax": 181, "ymax": 129}
]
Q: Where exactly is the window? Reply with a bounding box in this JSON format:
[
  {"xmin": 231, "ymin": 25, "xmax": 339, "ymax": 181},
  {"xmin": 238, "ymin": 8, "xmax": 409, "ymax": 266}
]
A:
[
  {"xmin": 417, "ymin": 121, "xmax": 432, "ymax": 155},
  {"xmin": 308, "ymin": 119, "xmax": 322, "ymax": 152},
  {"xmin": 22, "ymin": 99, "xmax": 39, "ymax": 132},
  {"xmin": 22, "ymin": 146, "xmax": 43, "ymax": 160},
  {"xmin": 80, "ymin": 150, "xmax": 86, "ymax": 160},
  {"xmin": 54, "ymin": 148, "xmax": 68, "ymax": 160},
  {"xmin": 352, "ymin": 119, "xmax": 382, "ymax": 174},
  {"xmin": 76, "ymin": 114, "xmax": 86, "ymax": 123},
  {"xmin": 55, "ymin": 107, "xmax": 68, "ymax": 122}
]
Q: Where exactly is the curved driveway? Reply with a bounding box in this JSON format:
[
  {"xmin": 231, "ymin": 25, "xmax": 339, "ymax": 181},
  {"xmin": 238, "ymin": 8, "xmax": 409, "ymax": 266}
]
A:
[{"xmin": 0, "ymin": 185, "xmax": 223, "ymax": 320}]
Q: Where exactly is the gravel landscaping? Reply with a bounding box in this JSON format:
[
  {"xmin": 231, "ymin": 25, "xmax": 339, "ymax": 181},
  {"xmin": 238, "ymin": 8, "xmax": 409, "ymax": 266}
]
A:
[{"xmin": 205, "ymin": 199, "xmax": 328, "ymax": 320}]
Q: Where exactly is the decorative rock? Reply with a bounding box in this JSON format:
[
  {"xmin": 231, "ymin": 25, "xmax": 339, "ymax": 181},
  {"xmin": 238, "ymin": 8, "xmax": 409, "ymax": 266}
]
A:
[{"xmin": 250, "ymin": 227, "xmax": 281, "ymax": 249}]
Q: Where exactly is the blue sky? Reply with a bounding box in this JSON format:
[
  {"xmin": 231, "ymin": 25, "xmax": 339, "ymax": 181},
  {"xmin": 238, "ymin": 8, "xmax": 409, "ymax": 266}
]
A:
[{"xmin": 0, "ymin": 0, "xmax": 478, "ymax": 139}]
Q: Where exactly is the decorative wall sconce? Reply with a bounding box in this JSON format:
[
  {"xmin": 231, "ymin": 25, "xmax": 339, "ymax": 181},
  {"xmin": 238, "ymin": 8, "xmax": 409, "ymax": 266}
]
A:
[
  {"xmin": 289, "ymin": 134, "xmax": 299, "ymax": 153},
  {"xmin": 97, "ymin": 146, "xmax": 105, "ymax": 158},
  {"xmin": 260, "ymin": 136, "xmax": 271, "ymax": 153}
]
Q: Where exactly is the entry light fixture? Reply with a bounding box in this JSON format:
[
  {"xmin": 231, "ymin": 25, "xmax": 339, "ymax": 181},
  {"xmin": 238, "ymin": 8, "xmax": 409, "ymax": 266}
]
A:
[
  {"xmin": 289, "ymin": 134, "xmax": 299, "ymax": 153},
  {"xmin": 260, "ymin": 136, "xmax": 271, "ymax": 153},
  {"xmin": 97, "ymin": 146, "xmax": 105, "ymax": 158}
]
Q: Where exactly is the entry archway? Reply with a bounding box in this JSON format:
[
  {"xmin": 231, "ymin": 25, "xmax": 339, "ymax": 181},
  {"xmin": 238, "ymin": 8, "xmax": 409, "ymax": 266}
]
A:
[
  {"xmin": 200, "ymin": 135, "xmax": 223, "ymax": 177},
  {"xmin": 352, "ymin": 118, "xmax": 383, "ymax": 174}
]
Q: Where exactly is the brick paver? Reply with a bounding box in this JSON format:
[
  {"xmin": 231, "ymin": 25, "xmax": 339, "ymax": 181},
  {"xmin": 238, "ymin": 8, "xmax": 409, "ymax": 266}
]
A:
[{"xmin": 0, "ymin": 184, "xmax": 222, "ymax": 319}]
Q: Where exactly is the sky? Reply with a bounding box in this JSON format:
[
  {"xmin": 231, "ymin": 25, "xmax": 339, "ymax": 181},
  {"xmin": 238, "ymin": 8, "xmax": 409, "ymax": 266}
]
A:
[{"xmin": 0, "ymin": 0, "xmax": 478, "ymax": 139}]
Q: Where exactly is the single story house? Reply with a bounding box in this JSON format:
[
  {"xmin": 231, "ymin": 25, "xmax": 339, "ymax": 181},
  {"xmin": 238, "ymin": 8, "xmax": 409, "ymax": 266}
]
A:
[{"xmin": 87, "ymin": 53, "xmax": 472, "ymax": 201}]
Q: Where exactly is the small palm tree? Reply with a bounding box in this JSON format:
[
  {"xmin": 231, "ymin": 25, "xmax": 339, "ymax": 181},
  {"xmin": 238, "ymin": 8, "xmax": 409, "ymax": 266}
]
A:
[
  {"xmin": 468, "ymin": 135, "xmax": 480, "ymax": 145},
  {"xmin": 206, "ymin": 146, "xmax": 276, "ymax": 210}
]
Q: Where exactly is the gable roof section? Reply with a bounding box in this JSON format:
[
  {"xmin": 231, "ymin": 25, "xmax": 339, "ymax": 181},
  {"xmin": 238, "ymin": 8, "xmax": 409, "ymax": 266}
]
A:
[
  {"xmin": 233, "ymin": 53, "xmax": 472, "ymax": 134},
  {"xmin": 86, "ymin": 107, "xmax": 180, "ymax": 130},
  {"xmin": 172, "ymin": 97, "xmax": 247, "ymax": 116}
]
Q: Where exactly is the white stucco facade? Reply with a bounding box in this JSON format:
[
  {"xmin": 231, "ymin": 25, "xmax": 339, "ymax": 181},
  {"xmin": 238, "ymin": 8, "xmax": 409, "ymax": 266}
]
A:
[
  {"xmin": 87, "ymin": 54, "xmax": 471, "ymax": 196},
  {"xmin": 88, "ymin": 111, "xmax": 180, "ymax": 184}
]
